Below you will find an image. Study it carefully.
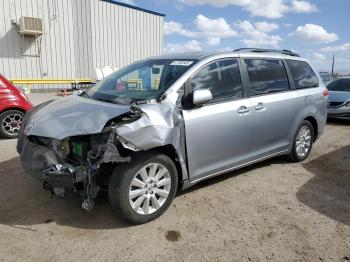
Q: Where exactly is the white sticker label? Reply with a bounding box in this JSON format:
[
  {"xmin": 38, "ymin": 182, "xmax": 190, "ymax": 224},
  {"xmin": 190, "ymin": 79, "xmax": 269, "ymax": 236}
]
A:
[{"xmin": 170, "ymin": 61, "xmax": 194, "ymax": 66}]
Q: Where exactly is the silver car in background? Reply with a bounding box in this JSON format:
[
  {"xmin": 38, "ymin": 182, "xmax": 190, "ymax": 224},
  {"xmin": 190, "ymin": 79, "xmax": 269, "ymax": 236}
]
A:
[
  {"xmin": 17, "ymin": 48, "xmax": 328, "ymax": 224},
  {"xmin": 326, "ymin": 77, "xmax": 350, "ymax": 120}
]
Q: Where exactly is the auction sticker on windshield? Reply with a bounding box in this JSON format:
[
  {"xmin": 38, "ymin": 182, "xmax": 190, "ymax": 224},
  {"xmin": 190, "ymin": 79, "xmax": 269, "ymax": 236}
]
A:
[{"xmin": 170, "ymin": 61, "xmax": 194, "ymax": 66}]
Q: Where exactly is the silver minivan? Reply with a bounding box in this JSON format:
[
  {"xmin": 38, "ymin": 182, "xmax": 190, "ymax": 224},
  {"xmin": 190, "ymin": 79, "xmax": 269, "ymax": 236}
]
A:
[{"xmin": 17, "ymin": 48, "xmax": 328, "ymax": 224}]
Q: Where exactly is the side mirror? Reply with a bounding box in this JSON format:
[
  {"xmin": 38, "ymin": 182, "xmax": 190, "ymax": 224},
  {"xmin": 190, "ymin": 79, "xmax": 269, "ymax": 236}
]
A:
[{"xmin": 193, "ymin": 89, "xmax": 213, "ymax": 105}]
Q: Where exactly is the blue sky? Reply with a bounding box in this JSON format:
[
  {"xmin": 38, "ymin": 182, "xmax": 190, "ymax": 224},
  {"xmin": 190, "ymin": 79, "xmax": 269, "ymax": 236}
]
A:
[{"xmin": 120, "ymin": 0, "xmax": 350, "ymax": 72}]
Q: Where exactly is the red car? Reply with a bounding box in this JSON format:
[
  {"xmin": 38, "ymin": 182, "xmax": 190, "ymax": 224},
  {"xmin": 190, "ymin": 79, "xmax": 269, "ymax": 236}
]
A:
[{"xmin": 0, "ymin": 74, "xmax": 33, "ymax": 138}]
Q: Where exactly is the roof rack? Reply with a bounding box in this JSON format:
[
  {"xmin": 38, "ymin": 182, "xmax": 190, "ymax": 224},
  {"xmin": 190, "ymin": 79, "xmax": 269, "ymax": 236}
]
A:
[{"xmin": 234, "ymin": 48, "xmax": 300, "ymax": 57}]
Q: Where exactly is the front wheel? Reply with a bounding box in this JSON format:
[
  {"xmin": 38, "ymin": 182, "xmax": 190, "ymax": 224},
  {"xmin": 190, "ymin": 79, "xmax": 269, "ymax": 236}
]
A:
[
  {"xmin": 0, "ymin": 110, "xmax": 25, "ymax": 139},
  {"xmin": 287, "ymin": 120, "xmax": 314, "ymax": 162},
  {"xmin": 108, "ymin": 152, "xmax": 178, "ymax": 224}
]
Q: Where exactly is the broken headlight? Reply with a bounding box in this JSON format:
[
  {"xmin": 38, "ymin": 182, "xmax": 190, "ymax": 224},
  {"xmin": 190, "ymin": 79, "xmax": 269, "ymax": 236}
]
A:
[{"xmin": 27, "ymin": 136, "xmax": 70, "ymax": 160}]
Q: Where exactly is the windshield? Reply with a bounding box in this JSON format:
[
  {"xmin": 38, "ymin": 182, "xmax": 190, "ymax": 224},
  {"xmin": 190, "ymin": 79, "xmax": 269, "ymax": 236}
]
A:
[
  {"xmin": 326, "ymin": 78, "xmax": 350, "ymax": 92},
  {"xmin": 87, "ymin": 59, "xmax": 197, "ymax": 104}
]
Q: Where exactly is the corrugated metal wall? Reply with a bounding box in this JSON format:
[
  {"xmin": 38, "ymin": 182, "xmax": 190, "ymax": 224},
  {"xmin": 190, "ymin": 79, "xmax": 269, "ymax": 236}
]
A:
[{"xmin": 0, "ymin": 0, "xmax": 164, "ymax": 88}]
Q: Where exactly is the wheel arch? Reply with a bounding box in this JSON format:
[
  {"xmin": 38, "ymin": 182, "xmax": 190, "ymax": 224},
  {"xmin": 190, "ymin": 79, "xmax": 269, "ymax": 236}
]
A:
[
  {"xmin": 304, "ymin": 116, "xmax": 318, "ymax": 141},
  {"xmin": 0, "ymin": 107, "xmax": 26, "ymax": 115},
  {"xmin": 152, "ymin": 144, "xmax": 185, "ymax": 185}
]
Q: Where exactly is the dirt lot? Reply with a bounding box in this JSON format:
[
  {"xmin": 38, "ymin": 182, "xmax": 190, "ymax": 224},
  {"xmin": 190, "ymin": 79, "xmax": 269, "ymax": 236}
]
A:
[{"xmin": 0, "ymin": 94, "xmax": 349, "ymax": 262}]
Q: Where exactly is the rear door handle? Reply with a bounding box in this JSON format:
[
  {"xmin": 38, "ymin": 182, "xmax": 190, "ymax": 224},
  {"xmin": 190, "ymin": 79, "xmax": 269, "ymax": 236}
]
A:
[
  {"xmin": 237, "ymin": 106, "xmax": 250, "ymax": 114},
  {"xmin": 255, "ymin": 102, "xmax": 265, "ymax": 111}
]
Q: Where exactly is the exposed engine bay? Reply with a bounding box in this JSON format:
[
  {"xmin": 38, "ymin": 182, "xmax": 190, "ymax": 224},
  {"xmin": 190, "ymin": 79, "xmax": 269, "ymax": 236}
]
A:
[{"xmin": 17, "ymin": 96, "xmax": 188, "ymax": 211}]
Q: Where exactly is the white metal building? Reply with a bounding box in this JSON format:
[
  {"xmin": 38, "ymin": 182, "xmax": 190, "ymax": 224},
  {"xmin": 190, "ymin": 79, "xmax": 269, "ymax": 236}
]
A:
[{"xmin": 0, "ymin": 0, "xmax": 164, "ymax": 89}]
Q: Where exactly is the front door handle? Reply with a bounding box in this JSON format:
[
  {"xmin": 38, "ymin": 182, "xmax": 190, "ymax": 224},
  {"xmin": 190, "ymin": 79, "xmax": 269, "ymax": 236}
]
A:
[
  {"xmin": 237, "ymin": 106, "xmax": 250, "ymax": 114},
  {"xmin": 255, "ymin": 102, "xmax": 265, "ymax": 111}
]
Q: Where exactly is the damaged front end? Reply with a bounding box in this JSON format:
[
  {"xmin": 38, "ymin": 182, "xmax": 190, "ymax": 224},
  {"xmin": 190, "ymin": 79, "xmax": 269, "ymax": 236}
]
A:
[
  {"xmin": 17, "ymin": 129, "xmax": 130, "ymax": 210},
  {"xmin": 17, "ymin": 97, "xmax": 187, "ymax": 212},
  {"xmin": 17, "ymin": 101, "xmax": 141, "ymax": 210}
]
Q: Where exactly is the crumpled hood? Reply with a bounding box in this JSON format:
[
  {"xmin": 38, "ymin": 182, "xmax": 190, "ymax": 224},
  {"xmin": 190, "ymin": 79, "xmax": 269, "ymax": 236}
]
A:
[
  {"xmin": 24, "ymin": 95, "xmax": 131, "ymax": 139},
  {"xmin": 328, "ymin": 91, "xmax": 350, "ymax": 102}
]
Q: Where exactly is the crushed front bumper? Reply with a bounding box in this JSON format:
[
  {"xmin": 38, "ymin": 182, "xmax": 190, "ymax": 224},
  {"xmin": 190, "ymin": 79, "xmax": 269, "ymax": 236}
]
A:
[
  {"xmin": 42, "ymin": 164, "xmax": 76, "ymax": 189},
  {"xmin": 17, "ymin": 133, "xmax": 103, "ymax": 210},
  {"xmin": 17, "ymin": 134, "xmax": 81, "ymax": 190}
]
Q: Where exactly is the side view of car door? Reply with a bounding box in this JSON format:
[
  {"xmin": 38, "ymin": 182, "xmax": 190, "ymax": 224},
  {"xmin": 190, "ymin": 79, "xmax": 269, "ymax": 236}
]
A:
[
  {"xmin": 241, "ymin": 58, "xmax": 303, "ymax": 160},
  {"xmin": 182, "ymin": 58, "xmax": 253, "ymax": 182}
]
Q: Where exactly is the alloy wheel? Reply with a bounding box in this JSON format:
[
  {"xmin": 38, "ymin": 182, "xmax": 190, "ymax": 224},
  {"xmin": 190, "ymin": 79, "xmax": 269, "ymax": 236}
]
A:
[
  {"xmin": 295, "ymin": 125, "xmax": 312, "ymax": 158},
  {"xmin": 1, "ymin": 113, "xmax": 23, "ymax": 136},
  {"xmin": 128, "ymin": 163, "xmax": 172, "ymax": 215}
]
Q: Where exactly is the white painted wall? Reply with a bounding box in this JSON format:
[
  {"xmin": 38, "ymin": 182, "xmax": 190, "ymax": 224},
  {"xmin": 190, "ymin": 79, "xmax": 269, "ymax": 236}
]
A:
[{"xmin": 0, "ymin": 0, "xmax": 164, "ymax": 89}]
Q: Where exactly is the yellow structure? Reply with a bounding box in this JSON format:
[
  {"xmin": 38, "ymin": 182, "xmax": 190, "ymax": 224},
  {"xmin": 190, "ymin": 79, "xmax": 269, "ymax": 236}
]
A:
[{"xmin": 10, "ymin": 79, "xmax": 93, "ymax": 94}]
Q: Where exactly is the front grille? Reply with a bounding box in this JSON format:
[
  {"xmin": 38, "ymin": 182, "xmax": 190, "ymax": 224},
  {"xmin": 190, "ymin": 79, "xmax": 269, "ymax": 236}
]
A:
[{"xmin": 328, "ymin": 101, "xmax": 344, "ymax": 108}]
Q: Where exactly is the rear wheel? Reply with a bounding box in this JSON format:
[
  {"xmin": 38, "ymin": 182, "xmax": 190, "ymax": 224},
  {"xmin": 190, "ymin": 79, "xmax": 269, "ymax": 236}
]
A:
[
  {"xmin": 0, "ymin": 110, "xmax": 24, "ymax": 139},
  {"xmin": 288, "ymin": 120, "xmax": 314, "ymax": 162},
  {"xmin": 108, "ymin": 152, "xmax": 178, "ymax": 224}
]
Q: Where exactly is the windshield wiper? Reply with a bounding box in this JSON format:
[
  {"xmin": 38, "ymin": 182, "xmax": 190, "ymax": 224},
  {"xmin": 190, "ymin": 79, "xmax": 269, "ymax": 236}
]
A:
[
  {"xmin": 79, "ymin": 90, "xmax": 90, "ymax": 98},
  {"xmin": 93, "ymin": 96, "xmax": 133, "ymax": 105},
  {"xmin": 133, "ymin": 99, "xmax": 149, "ymax": 105},
  {"xmin": 111, "ymin": 97, "xmax": 133, "ymax": 105},
  {"xmin": 94, "ymin": 98, "xmax": 110, "ymax": 103}
]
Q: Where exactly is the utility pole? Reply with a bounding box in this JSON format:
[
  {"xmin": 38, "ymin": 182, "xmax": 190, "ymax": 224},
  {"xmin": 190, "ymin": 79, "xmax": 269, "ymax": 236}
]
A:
[{"xmin": 331, "ymin": 54, "xmax": 335, "ymax": 78}]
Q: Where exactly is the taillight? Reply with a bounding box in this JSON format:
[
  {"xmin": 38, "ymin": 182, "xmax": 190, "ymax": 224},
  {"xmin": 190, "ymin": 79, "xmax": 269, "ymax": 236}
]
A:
[{"xmin": 323, "ymin": 89, "xmax": 329, "ymax": 97}]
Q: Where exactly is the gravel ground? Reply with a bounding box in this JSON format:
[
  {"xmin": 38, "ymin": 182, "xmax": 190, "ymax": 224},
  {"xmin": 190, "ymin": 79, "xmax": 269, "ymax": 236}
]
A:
[{"xmin": 0, "ymin": 94, "xmax": 349, "ymax": 262}]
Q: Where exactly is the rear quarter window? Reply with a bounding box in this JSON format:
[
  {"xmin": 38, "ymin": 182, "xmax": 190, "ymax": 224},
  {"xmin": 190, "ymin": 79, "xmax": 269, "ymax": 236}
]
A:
[{"xmin": 286, "ymin": 60, "xmax": 319, "ymax": 89}]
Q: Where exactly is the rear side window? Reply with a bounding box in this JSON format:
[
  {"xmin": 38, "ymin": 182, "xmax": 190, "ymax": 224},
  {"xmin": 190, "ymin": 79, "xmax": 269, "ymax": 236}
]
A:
[
  {"xmin": 191, "ymin": 59, "xmax": 242, "ymax": 102},
  {"xmin": 286, "ymin": 60, "xmax": 319, "ymax": 89},
  {"xmin": 244, "ymin": 59, "xmax": 290, "ymax": 96}
]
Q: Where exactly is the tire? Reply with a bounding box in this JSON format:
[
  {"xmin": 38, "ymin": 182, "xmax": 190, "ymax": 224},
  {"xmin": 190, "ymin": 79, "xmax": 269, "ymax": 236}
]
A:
[
  {"xmin": 0, "ymin": 110, "xmax": 25, "ymax": 139},
  {"xmin": 108, "ymin": 151, "xmax": 178, "ymax": 224},
  {"xmin": 287, "ymin": 120, "xmax": 314, "ymax": 162}
]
